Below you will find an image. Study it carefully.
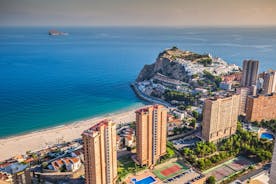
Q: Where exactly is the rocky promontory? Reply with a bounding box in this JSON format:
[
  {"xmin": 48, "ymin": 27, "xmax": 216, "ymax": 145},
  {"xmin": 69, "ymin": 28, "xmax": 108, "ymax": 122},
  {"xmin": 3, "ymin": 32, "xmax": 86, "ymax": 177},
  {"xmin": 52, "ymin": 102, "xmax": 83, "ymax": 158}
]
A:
[{"xmin": 136, "ymin": 47, "xmax": 240, "ymax": 82}]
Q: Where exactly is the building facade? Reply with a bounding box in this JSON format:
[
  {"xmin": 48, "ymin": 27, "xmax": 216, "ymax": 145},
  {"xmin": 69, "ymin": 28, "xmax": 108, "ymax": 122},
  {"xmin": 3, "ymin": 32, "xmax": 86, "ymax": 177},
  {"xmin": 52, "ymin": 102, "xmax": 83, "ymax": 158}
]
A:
[
  {"xmin": 202, "ymin": 94, "xmax": 240, "ymax": 142},
  {"xmin": 11, "ymin": 168, "xmax": 32, "ymax": 184},
  {"xmin": 82, "ymin": 120, "xmax": 117, "ymax": 184},
  {"xmin": 136, "ymin": 105, "xmax": 167, "ymax": 167},
  {"xmin": 246, "ymin": 94, "xmax": 276, "ymax": 122},
  {"xmin": 237, "ymin": 87, "xmax": 251, "ymax": 115},
  {"xmin": 270, "ymin": 141, "xmax": 276, "ymax": 184},
  {"xmin": 241, "ymin": 60, "xmax": 259, "ymax": 87},
  {"xmin": 263, "ymin": 70, "xmax": 276, "ymax": 95}
]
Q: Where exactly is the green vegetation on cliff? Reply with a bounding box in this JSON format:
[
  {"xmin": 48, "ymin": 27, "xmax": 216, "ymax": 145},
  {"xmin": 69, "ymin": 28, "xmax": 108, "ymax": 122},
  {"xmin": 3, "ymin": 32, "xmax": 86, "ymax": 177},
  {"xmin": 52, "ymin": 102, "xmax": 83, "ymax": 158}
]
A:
[{"xmin": 198, "ymin": 58, "xmax": 212, "ymax": 66}]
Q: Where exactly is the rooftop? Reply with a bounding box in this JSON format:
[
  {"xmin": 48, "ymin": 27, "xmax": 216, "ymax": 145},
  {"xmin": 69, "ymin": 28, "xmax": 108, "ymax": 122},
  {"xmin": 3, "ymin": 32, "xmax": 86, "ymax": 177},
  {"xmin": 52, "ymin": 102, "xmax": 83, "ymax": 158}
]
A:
[
  {"xmin": 82, "ymin": 119, "xmax": 111, "ymax": 137},
  {"xmin": 3, "ymin": 163, "xmax": 28, "ymax": 174},
  {"xmin": 135, "ymin": 104, "xmax": 164, "ymax": 114}
]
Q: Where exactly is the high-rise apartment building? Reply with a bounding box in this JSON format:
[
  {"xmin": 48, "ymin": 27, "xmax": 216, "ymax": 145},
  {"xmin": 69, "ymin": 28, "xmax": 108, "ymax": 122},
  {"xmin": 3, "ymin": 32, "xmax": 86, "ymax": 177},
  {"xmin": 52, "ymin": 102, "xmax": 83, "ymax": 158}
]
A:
[
  {"xmin": 237, "ymin": 87, "xmax": 251, "ymax": 115},
  {"xmin": 270, "ymin": 141, "xmax": 276, "ymax": 184},
  {"xmin": 136, "ymin": 105, "xmax": 167, "ymax": 167},
  {"xmin": 246, "ymin": 93, "xmax": 276, "ymax": 122},
  {"xmin": 202, "ymin": 94, "xmax": 240, "ymax": 142},
  {"xmin": 241, "ymin": 60, "xmax": 259, "ymax": 87},
  {"xmin": 263, "ymin": 70, "xmax": 276, "ymax": 95},
  {"xmin": 82, "ymin": 120, "xmax": 117, "ymax": 184}
]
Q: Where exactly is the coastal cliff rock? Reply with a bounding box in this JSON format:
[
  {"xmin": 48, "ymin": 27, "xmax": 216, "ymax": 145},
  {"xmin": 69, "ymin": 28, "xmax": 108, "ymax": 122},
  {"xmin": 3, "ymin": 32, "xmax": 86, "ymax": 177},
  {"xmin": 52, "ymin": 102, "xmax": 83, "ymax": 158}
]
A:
[
  {"xmin": 136, "ymin": 47, "xmax": 240, "ymax": 82},
  {"xmin": 136, "ymin": 47, "xmax": 187, "ymax": 82}
]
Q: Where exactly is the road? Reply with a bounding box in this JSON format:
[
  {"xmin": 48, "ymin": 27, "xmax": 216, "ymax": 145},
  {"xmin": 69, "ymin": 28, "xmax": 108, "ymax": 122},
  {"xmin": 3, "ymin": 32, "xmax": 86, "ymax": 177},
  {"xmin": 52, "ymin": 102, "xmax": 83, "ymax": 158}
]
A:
[
  {"xmin": 238, "ymin": 163, "xmax": 271, "ymax": 182},
  {"xmin": 131, "ymin": 82, "xmax": 173, "ymax": 108}
]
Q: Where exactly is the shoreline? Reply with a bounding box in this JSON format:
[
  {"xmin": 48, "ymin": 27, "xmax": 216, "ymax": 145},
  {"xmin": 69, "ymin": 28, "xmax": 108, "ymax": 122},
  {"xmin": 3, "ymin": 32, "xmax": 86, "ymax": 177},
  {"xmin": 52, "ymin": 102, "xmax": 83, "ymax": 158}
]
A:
[
  {"xmin": 0, "ymin": 102, "xmax": 144, "ymax": 140},
  {"xmin": 0, "ymin": 104, "xmax": 146, "ymax": 161}
]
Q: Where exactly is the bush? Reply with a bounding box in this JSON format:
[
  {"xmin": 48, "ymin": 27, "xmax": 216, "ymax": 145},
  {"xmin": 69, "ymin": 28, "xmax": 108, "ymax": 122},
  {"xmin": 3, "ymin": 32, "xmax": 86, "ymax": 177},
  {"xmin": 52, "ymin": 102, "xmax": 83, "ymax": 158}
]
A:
[
  {"xmin": 206, "ymin": 176, "xmax": 216, "ymax": 184},
  {"xmin": 198, "ymin": 58, "xmax": 212, "ymax": 66}
]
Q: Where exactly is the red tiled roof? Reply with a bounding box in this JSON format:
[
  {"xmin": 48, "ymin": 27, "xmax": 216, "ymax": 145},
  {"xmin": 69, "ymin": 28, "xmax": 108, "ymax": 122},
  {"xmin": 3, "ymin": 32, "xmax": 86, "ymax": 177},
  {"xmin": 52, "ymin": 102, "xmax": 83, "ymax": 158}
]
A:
[
  {"xmin": 73, "ymin": 149, "xmax": 83, "ymax": 156},
  {"xmin": 0, "ymin": 163, "xmax": 11, "ymax": 169},
  {"xmin": 25, "ymin": 158, "xmax": 34, "ymax": 163},
  {"xmin": 62, "ymin": 158, "xmax": 71, "ymax": 165},
  {"xmin": 126, "ymin": 135, "xmax": 133, "ymax": 141},
  {"xmin": 70, "ymin": 157, "xmax": 79, "ymax": 164}
]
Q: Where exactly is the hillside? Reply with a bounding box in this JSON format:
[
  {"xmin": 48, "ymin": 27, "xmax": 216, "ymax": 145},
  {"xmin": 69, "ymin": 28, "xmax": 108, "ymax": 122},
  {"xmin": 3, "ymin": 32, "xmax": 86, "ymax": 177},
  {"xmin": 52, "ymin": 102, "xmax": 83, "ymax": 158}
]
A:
[{"xmin": 136, "ymin": 47, "xmax": 240, "ymax": 82}]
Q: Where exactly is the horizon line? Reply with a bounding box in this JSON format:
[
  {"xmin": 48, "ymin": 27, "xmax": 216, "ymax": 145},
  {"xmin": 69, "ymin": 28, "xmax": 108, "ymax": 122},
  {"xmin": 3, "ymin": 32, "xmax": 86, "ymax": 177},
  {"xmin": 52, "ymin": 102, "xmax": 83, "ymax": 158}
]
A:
[{"xmin": 1, "ymin": 24, "xmax": 276, "ymax": 28}]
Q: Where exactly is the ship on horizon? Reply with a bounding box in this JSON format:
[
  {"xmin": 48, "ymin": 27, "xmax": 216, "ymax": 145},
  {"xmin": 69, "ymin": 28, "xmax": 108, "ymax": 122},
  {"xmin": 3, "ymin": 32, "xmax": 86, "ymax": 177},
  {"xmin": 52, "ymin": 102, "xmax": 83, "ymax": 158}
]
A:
[{"xmin": 48, "ymin": 30, "xmax": 68, "ymax": 36}]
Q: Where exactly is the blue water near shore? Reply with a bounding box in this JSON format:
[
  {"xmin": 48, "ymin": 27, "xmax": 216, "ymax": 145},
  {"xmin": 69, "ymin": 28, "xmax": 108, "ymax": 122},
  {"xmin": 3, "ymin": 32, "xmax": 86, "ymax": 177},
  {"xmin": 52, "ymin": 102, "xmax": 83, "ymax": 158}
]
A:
[{"xmin": 0, "ymin": 26, "xmax": 276, "ymax": 137}]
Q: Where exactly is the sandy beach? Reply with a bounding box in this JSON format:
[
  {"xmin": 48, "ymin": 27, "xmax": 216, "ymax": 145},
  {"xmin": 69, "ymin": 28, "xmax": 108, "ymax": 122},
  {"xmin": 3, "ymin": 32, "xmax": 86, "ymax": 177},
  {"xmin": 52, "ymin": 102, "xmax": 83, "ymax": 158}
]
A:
[{"xmin": 0, "ymin": 108, "xmax": 138, "ymax": 161}]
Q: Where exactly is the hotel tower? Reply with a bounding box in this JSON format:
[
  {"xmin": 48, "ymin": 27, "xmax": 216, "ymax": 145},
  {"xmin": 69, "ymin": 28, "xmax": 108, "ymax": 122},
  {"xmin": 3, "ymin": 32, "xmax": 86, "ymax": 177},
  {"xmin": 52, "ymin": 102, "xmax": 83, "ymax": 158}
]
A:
[
  {"xmin": 136, "ymin": 105, "xmax": 167, "ymax": 167},
  {"xmin": 82, "ymin": 120, "xmax": 117, "ymax": 184},
  {"xmin": 263, "ymin": 70, "xmax": 276, "ymax": 95},
  {"xmin": 241, "ymin": 60, "xmax": 259, "ymax": 87},
  {"xmin": 202, "ymin": 94, "xmax": 240, "ymax": 142}
]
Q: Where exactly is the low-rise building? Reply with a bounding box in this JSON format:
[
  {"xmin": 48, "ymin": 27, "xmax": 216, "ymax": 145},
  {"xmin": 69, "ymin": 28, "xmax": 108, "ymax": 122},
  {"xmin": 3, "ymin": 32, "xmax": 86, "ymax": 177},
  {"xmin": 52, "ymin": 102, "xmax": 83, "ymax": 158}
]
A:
[
  {"xmin": 0, "ymin": 172, "xmax": 12, "ymax": 183},
  {"xmin": 167, "ymin": 117, "xmax": 184, "ymax": 135},
  {"xmin": 125, "ymin": 134, "xmax": 135, "ymax": 148},
  {"xmin": 171, "ymin": 110, "xmax": 186, "ymax": 120},
  {"xmin": 152, "ymin": 73, "xmax": 187, "ymax": 89},
  {"xmin": 117, "ymin": 125, "xmax": 136, "ymax": 149},
  {"xmin": 2, "ymin": 163, "xmax": 31, "ymax": 184},
  {"xmin": 48, "ymin": 157, "xmax": 81, "ymax": 172},
  {"xmin": 219, "ymin": 81, "xmax": 232, "ymax": 91},
  {"xmin": 221, "ymin": 72, "xmax": 242, "ymax": 83},
  {"xmin": 13, "ymin": 155, "xmax": 25, "ymax": 163}
]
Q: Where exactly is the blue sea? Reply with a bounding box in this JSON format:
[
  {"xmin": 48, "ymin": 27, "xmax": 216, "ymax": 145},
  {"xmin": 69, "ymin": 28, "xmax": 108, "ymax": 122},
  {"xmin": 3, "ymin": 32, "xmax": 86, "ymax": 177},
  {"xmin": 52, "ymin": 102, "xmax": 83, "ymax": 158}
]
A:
[{"xmin": 0, "ymin": 26, "xmax": 276, "ymax": 137}]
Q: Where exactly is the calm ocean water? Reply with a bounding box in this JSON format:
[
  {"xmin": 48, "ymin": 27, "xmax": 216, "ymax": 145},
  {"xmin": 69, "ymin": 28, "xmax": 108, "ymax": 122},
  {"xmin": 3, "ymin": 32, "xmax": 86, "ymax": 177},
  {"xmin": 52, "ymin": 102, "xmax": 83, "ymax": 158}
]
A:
[{"xmin": 0, "ymin": 27, "xmax": 276, "ymax": 137}]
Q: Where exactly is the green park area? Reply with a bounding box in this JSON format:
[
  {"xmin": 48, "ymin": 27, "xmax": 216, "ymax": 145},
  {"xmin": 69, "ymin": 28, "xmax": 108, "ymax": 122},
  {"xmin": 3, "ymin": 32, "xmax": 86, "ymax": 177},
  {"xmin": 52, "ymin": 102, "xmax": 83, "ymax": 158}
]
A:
[{"xmin": 183, "ymin": 123, "xmax": 273, "ymax": 171}]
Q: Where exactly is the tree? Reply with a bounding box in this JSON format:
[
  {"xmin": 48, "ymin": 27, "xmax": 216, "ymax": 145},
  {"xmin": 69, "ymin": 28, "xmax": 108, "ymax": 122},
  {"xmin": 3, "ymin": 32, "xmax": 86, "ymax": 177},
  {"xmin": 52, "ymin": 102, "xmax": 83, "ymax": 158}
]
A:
[
  {"xmin": 192, "ymin": 111, "xmax": 199, "ymax": 119},
  {"xmin": 197, "ymin": 159, "xmax": 205, "ymax": 170},
  {"xmin": 206, "ymin": 176, "xmax": 216, "ymax": 184},
  {"xmin": 198, "ymin": 58, "xmax": 212, "ymax": 66},
  {"xmin": 189, "ymin": 119, "xmax": 196, "ymax": 129},
  {"xmin": 59, "ymin": 165, "xmax": 67, "ymax": 172},
  {"xmin": 42, "ymin": 162, "xmax": 48, "ymax": 169},
  {"xmin": 178, "ymin": 105, "xmax": 186, "ymax": 110},
  {"xmin": 166, "ymin": 147, "xmax": 175, "ymax": 158},
  {"xmin": 171, "ymin": 46, "xmax": 178, "ymax": 50}
]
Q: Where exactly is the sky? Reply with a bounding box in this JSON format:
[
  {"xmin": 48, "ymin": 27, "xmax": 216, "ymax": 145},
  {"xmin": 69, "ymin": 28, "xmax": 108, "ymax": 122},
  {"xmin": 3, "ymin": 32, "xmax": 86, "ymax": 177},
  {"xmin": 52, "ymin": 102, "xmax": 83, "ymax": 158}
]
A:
[{"xmin": 1, "ymin": 0, "xmax": 276, "ymax": 26}]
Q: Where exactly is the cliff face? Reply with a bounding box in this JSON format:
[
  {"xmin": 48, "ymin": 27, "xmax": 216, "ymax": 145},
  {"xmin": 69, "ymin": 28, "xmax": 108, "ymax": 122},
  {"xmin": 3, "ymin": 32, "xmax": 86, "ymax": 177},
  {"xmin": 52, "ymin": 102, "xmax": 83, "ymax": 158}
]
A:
[
  {"xmin": 136, "ymin": 56, "xmax": 187, "ymax": 82},
  {"xmin": 136, "ymin": 47, "xmax": 239, "ymax": 82},
  {"xmin": 136, "ymin": 48, "xmax": 197, "ymax": 82}
]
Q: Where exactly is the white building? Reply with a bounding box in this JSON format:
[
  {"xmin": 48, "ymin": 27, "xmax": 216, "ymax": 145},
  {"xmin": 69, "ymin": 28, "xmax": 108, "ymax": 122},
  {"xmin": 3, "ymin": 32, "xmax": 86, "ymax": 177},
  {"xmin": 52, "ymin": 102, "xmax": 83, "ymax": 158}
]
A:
[
  {"xmin": 48, "ymin": 157, "xmax": 81, "ymax": 172},
  {"xmin": 172, "ymin": 110, "xmax": 186, "ymax": 120}
]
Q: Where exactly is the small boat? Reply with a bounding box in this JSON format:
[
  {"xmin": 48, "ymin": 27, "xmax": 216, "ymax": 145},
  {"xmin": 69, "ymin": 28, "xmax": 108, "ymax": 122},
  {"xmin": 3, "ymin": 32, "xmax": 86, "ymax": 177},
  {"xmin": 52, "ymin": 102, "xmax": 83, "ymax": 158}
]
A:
[{"xmin": 48, "ymin": 30, "xmax": 68, "ymax": 36}]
